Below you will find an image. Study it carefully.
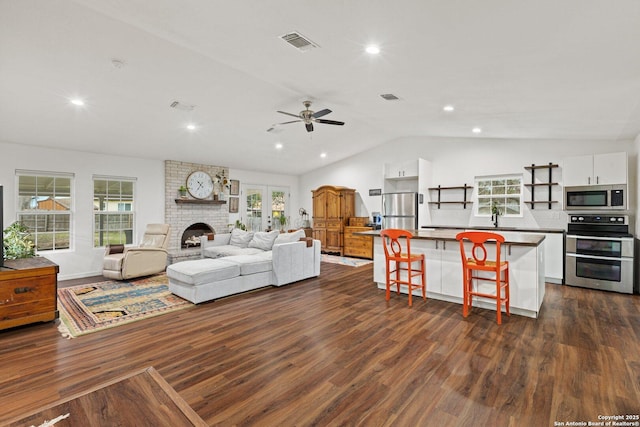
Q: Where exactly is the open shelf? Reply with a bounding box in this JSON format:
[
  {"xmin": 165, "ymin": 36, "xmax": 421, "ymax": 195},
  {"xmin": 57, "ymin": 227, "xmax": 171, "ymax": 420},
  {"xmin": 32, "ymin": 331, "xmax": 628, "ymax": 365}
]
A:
[
  {"xmin": 175, "ymin": 199, "xmax": 227, "ymax": 205},
  {"xmin": 524, "ymin": 163, "xmax": 559, "ymax": 209},
  {"xmin": 428, "ymin": 184, "xmax": 473, "ymax": 209}
]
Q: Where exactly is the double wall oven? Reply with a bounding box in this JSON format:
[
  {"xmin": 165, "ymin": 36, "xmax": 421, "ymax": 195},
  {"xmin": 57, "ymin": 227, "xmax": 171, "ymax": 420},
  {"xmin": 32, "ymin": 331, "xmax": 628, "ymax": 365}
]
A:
[{"xmin": 565, "ymin": 214, "xmax": 634, "ymax": 294}]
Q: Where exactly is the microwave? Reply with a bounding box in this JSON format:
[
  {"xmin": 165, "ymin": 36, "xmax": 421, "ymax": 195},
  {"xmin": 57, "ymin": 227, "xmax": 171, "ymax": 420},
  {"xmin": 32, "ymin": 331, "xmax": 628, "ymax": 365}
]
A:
[{"xmin": 564, "ymin": 184, "xmax": 627, "ymax": 211}]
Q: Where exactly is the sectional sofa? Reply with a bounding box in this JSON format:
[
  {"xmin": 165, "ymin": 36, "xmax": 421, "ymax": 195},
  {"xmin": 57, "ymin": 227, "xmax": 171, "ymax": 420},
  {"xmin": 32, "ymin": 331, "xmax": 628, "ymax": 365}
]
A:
[{"xmin": 167, "ymin": 228, "xmax": 321, "ymax": 303}]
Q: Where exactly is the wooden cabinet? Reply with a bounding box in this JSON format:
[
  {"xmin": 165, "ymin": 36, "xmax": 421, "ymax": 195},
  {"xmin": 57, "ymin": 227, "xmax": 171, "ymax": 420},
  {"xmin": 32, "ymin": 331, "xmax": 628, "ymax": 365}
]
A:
[
  {"xmin": 344, "ymin": 226, "xmax": 373, "ymax": 259},
  {"xmin": 0, "ymin": 257, "xmax": 59, "ymax": 331},
  {"xmin": 312, "ymin": 186, "xmax": 355, "ymax": 255},
  {"xmin": 563, "ymin": 152, "xmax": 627, "ymax": 186}
]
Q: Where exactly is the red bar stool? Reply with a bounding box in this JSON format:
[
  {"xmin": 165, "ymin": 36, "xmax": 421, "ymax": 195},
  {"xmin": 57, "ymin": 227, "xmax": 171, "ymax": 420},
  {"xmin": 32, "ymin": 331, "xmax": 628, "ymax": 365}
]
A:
[
  {"xmin": 455, "ymin": 231, "xmax": 510, "ymax": 324},
  {"xmin": 380, "ymin": 229, "xmax": 426, "ymax": 307}
]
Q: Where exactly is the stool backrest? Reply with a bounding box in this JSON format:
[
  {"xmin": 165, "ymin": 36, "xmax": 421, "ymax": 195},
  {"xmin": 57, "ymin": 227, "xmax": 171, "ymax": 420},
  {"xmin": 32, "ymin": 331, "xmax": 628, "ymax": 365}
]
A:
[
  {"xmin": 455, "ymin": 231, "xmax": 505, "ymax": 266},
  {"xmin": 381, "ymin": 229, "xmax": 414, "ymax": 259}
]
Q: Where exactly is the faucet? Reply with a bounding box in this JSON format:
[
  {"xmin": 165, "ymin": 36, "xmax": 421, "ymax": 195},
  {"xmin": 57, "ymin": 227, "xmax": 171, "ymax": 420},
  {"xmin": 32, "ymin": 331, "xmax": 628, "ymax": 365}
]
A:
[{"xmin": 491, "ymin": 205, "xmax": 500, "ymax": 228}]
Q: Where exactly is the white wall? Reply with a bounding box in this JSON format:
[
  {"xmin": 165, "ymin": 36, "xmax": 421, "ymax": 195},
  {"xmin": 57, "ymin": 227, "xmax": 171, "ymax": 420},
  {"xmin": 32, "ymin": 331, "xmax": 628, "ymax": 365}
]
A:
[
  {"xmin": 299, "ymin": 136, "xmax": 637, "ymax": 230},
  {"xmin": 1, "ymin": 141, "xmax": 298, "ymax": 280},
  {"xmin": 1, "ymin": 141, "xmax": 164, "ymax": 280}
]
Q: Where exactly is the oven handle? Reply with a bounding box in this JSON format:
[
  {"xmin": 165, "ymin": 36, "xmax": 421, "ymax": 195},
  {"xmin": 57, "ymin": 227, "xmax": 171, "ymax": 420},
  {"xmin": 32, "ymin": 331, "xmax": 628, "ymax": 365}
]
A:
[
  {"xmin": 566, "ymin": 234, "xmax": 633, "ymax": 242},
  {"xmin": 566, "ymin": 253, "xmax": 634, "ymax": 262}
]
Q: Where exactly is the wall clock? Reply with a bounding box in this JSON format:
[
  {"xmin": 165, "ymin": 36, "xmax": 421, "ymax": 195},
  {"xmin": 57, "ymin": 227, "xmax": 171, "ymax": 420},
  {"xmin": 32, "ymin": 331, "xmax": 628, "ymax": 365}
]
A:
[{"xmin": 186, "ymin": 171, "xmax": 214, "ymax": 199}]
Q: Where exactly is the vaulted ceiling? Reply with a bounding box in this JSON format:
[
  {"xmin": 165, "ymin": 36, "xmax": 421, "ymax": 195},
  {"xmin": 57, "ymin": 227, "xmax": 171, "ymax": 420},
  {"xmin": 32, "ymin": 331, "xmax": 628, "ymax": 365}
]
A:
[{"xmin": 1, "ymin": 0, "xmax": 640, "ymax": 175}]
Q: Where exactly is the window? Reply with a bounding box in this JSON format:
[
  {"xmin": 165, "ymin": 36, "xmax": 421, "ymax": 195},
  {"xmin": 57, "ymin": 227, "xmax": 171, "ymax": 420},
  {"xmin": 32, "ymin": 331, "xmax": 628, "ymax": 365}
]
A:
[
  {"xmin": 475, "ymin": 175, "xmax": 523, "ymax": 216},
  {"xmin": 94, "ymin": 177, "xmax": 135, "ymax": 247},
  {"xmin": 17, "ymin": 171, "xmax": 73, "ymax": 251}
]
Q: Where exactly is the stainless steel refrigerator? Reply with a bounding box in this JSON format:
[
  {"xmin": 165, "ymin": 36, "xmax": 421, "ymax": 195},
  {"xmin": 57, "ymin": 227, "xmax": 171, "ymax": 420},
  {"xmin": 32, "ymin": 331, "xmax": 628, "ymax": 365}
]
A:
[{"xmin": 382, "ymin": 192, "xmax": 418, "ymax": 230}]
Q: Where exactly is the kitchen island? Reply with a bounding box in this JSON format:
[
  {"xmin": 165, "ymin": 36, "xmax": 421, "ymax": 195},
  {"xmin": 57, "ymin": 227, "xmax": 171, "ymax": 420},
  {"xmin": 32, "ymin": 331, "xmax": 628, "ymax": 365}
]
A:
[{"xmin": 357, "ymin": 229, "xmax": 546, "ymax": 318}]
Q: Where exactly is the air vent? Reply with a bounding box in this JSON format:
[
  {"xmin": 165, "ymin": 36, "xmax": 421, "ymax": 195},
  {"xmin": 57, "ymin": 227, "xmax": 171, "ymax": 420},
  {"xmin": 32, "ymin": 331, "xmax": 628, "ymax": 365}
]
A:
[
  {"xmin": 280, "ymin": 31, "xmax": 319, "ymax": 51},
  {"xmin": 380, "ymin": 94, "xmax": 400, "ymax": 101},
  {"xmin": 169, "ymin": 101, "xmax": 195, "ymax": 111}
]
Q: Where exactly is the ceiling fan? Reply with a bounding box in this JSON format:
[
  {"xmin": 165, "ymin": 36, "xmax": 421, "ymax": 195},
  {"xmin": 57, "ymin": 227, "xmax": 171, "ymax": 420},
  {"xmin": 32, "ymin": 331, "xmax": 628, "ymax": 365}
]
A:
[{"xmin": 268, "ymin": 100, "xmax": 345, "ymax": 132}]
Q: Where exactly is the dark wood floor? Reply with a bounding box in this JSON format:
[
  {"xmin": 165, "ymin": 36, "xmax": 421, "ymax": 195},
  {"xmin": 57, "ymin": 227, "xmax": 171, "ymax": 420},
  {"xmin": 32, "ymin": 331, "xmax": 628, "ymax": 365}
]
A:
[{"xmin": 1, "ymin": 262, "xmax": 639, "ymax": 426}]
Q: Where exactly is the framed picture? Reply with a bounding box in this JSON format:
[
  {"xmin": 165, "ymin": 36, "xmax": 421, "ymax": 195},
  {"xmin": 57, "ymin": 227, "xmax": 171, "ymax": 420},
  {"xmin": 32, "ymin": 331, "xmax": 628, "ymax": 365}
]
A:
[
  {"xmin": 229, "ymin": 197, "xmax": 239, "ymax": 213},
  {"xmin": 229, "ymin": 179, "xmax": 240, "ymax": 196}
]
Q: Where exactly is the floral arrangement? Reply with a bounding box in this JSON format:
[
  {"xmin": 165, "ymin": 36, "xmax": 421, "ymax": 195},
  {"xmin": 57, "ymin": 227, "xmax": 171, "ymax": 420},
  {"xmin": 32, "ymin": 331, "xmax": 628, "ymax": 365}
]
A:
[
  {"xmin": 214, "ymin": 173, "xmax": 230, "ymax": 193},
  {"xmin": 3, "ymin": 222, "xmax": 36, "ymax": 259}
]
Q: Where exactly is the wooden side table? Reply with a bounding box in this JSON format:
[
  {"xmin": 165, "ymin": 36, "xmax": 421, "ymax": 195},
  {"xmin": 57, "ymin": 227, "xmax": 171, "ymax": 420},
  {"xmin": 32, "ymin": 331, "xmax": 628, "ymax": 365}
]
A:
[{"xmin": 0, "ymin": 257, "xmax": 59, "ymax": 331}]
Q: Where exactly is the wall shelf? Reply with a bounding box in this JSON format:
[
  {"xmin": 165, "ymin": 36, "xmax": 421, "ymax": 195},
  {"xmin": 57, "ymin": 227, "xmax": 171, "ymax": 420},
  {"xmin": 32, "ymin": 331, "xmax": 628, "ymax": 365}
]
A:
[
  {"xmin": 174, "ymin": 199, "xmax": 226, "ymax": 205},
  {"xmin": 428, "ymin": 184, "xmax": 473, "ymax": 209},
  {"xmin": 523, "ymin": 163, "xmax": 559, "ymax": 209}
]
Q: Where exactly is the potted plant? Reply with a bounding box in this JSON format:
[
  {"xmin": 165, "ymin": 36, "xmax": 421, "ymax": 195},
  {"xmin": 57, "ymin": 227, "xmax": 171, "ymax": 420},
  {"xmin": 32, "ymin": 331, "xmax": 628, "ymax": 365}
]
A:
[
  {"xmin": 278, "ymin": 214, "xmax": 288, "ymax": 232},
  {"xmin": 3, "ymin": 222, "xmax": 36, "ymax": 260},
  {"xmin": 178, "ymin": 185, "xmax": 188, "ymax": 198}
]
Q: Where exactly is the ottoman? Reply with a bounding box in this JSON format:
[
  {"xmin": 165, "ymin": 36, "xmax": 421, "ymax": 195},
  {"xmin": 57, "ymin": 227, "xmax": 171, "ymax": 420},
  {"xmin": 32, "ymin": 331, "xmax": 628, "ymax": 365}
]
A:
[{"xmin": 167, "ymin": 257, "xmax": 274, "ymax": 304}]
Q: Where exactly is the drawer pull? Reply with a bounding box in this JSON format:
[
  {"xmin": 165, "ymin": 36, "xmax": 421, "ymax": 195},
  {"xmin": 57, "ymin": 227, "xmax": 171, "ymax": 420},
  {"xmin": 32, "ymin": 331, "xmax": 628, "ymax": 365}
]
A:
[{"xmin": 14, "ymin": 287, "xmax": 34, "ymax": 294}]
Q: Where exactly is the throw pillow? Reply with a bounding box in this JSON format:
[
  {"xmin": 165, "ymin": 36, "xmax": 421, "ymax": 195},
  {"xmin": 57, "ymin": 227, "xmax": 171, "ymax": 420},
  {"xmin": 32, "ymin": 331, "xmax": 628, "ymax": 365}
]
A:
[
  {"xmin": 248, "ymin": 230, "xmax": 280, "ymax": 251},
  {"xmin": 229, "ymin": 228, "xmax": 254, "ymax": 248},
  {"xmin": 273, "ymin": 228, "xmax": 307, "ymax": 246}
]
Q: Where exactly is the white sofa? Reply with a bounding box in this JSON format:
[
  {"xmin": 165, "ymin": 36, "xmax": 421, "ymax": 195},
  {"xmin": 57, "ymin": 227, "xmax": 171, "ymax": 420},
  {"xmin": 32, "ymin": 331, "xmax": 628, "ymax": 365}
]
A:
[{"xmin": 167, "ymin": 229, "xmax": 320, "ymax": 304}]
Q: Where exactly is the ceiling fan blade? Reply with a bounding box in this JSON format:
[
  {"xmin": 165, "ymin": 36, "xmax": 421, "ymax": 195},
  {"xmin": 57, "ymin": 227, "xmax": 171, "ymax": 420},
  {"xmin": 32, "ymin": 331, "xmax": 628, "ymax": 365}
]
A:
[
  {"xmin": 276, "ymin": 120, "xmax": 302, "ymax": 125},
  {"xmin": 277, "ymin": 110, "xmax": 301, "ymax": 119},
  {"xmin": 311, "ymin": 108, "xmax": 331, "ymax": 118},
  {"xmin": 315, "ymin": 119, "xmax": 345, "ymax": 126},
  {"xmin": 305, "ymin": 122, "xmax": 314, "ymax": 132}
]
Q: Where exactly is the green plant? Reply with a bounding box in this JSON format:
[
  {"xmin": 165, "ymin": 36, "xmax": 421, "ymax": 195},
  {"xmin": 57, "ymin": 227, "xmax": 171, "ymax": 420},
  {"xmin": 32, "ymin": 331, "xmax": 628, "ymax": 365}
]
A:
[
  {"xmin": 179, "ymin": 185, "xmax": 187, "ymax": 192},
  {"xmin": 278, "ymin": 215, "xmax": 287, "ymax": 229},
  {"xmin": 234, "ymin": 219, "xmax": 246, "ymax": 231},
  {"xmin": 3, "ymin": 222, "xmax": 36, "ymax": 260}
]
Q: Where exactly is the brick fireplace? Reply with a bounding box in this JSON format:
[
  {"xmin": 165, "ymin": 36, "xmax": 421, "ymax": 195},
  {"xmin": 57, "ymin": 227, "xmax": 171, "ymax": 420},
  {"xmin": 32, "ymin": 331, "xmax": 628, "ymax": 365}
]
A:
[{"xmin": 164, "ymin": 160, "xmax": 230, "ymax": 262}]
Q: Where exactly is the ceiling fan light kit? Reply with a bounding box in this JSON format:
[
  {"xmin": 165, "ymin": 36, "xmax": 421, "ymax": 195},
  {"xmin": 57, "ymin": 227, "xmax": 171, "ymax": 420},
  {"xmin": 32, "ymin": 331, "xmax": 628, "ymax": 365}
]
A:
[{"xmin": 271, "ymin": 100, "xmax": 345, "ymax": 132}]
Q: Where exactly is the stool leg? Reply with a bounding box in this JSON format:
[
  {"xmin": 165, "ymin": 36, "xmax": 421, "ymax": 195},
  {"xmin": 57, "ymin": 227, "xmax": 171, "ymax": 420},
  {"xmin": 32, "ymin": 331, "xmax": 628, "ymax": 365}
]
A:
[
  {"xmin": 385, "ymin": 260, "xmax": 391, "ymax": 301},
  {"xmin": 505, "ymin": 268, "xmax": 510, "ymax": 316},
  {"xmin": 496, "ymin": 273, "xmax": 502, "ymax": 325},
  {"xmin": 462, "ymin": 268, "xmax": 469, "ymax": 318},
  {"xmin": 407, "ymin": 261, "xmax": 413, "ymax": 307},
  {"xmin": 421, "ymin": 260, "xmax": 426, "ymax": 301}
]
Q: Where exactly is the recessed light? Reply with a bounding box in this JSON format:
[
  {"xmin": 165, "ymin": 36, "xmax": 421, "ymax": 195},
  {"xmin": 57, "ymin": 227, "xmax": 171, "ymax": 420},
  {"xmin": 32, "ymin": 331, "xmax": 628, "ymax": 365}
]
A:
[
  {"xmin": 275, "ymin": 142, "xmax": 283, "ymax": 150},
  {"xmin": 365, "ymin": 45, "xmax": 380, "ymax": 55},
  {"xmin": 70, "ymin": 98, "xmax": 85, "ymax": 106},
  {"xmin": 320, "ymin": 152, "xmax": 327, "ymax": 158},
  {"xmin": 472, "ymin": 127, "xmax": 482, "ymax": 134},
  {"xmin": 186, "ymin": 124, "xmax": 197, "ymax": 131},
  {"xmin": 443, "ymin": 105, "xmax": 455, "ymax": 112}
]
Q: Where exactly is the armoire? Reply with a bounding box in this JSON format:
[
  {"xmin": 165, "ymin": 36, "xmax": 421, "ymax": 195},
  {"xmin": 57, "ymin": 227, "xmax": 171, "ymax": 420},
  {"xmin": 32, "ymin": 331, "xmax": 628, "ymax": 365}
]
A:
[{"xmin": 311, "ymin": 185, "xmax": 355, "ymax": 255}]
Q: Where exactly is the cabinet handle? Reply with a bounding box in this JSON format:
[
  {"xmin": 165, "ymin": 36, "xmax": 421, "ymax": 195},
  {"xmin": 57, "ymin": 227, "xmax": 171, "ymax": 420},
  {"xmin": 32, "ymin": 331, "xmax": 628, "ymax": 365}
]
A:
[
  {"xmin": 443, "ymin": 241, "xmax": 446, "ymax": 250},
  {"xmin": 14, "ymin": 287, "xmax": 34, "ymax": 294},
  {"xmin": 588, "ymin": 177, "xmax": 591, "ymax": 185},
  {"xmin": 596, "ymin": 176, "xmax": 599, "ymax": 184},
  {"xmin": 435, "ymin": 240, "xmax": 438, "ymax": 250}
]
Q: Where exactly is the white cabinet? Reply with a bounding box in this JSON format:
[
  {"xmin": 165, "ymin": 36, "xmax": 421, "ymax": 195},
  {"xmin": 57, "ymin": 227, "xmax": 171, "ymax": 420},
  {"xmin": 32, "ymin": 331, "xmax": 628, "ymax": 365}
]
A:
[
  {"xmin": 528, "ymin": 232, "xmax": 563, "ymax": 284},
  {"xmin": 504, "ymin": 244, "xmax": 545, "ymax": 312},
  {"xmin": 384, "ymin": 160, "xmax": 419, "ymax": 179},
  {"xmin": 439, "ymin": 240, "xmax": 463, "ymax": 298},
  {"xmin": 563, "ymin": 152, "xmax": 627, "ymax": 186}
]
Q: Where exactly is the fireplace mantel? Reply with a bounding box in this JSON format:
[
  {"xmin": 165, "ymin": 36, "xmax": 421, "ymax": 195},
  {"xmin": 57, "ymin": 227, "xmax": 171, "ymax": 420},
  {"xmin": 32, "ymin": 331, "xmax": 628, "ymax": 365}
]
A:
[{"xmin": 174, "ymin": 199, "xmax": 227, "ymax": 205}]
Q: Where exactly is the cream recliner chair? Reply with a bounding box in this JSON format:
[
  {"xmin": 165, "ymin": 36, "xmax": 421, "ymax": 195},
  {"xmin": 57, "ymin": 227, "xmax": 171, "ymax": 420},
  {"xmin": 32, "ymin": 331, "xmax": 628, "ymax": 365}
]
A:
[{"xmin": 103, "ymin": 224, "xmax": 171, "ymax": 280}]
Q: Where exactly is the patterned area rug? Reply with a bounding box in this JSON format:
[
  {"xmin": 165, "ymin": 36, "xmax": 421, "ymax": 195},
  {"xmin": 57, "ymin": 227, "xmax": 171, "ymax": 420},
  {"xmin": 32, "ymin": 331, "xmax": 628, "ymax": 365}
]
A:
[
  {"xmin": 57, "ymin": 274, "xmax": 192, "ymax": 338},
  {"xmin": 321, "ymin": 254, "xmax": 373, "ymax": 267}
]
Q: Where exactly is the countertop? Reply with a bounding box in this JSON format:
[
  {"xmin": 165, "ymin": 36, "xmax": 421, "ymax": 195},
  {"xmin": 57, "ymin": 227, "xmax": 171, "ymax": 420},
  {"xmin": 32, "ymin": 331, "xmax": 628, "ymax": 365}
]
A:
[
  {"xmin": 355, "ymin": 228, "xmax": 545, "ymax": 247},
  {"xmin": 422, "ymin": 225, "xmax": 566, "ymax": 234}
]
